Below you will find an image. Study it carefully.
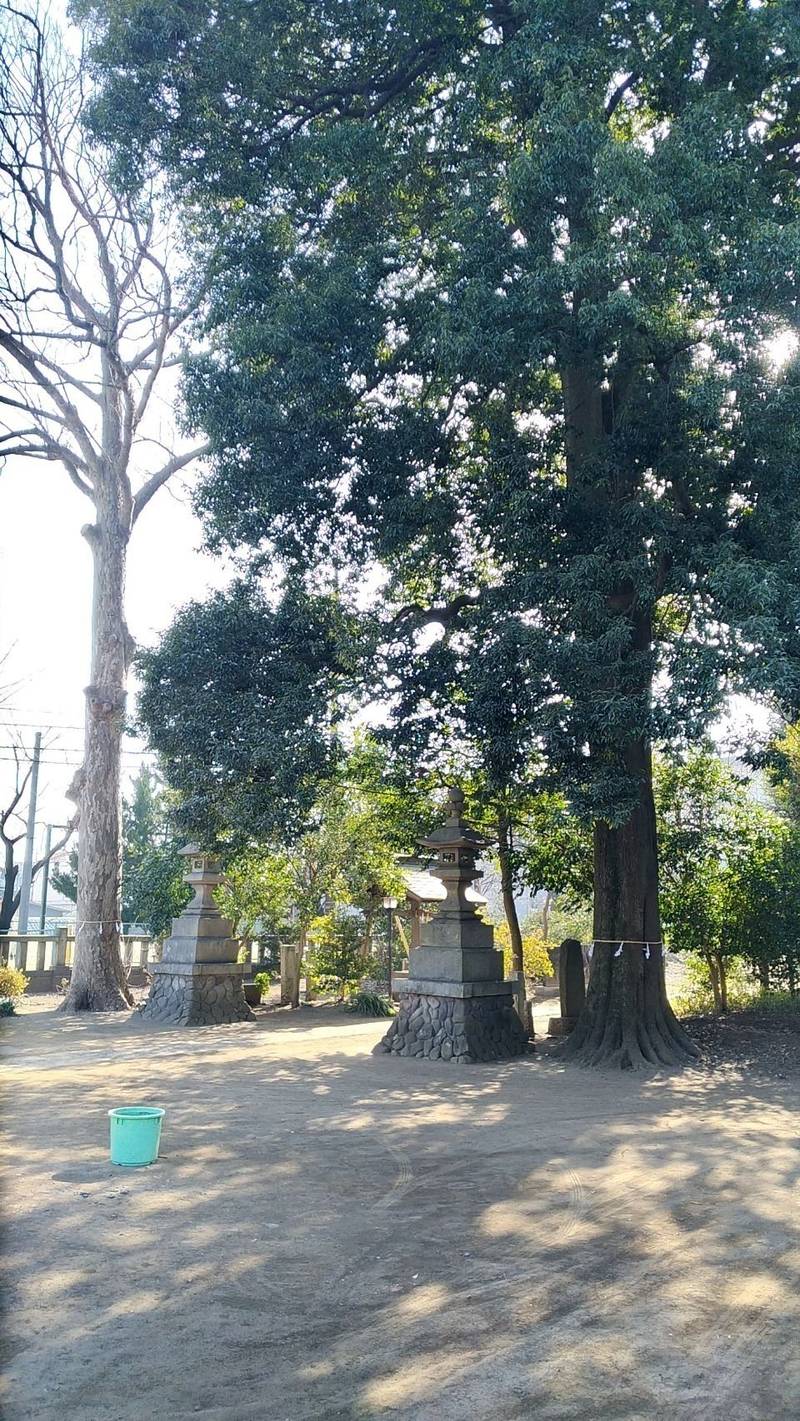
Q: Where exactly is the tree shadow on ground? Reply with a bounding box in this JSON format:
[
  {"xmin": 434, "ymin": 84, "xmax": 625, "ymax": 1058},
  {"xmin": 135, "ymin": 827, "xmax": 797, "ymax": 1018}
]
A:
[{"xmin": 3, "ymin": 1006, "xmax": 799, "ymax": 1421}]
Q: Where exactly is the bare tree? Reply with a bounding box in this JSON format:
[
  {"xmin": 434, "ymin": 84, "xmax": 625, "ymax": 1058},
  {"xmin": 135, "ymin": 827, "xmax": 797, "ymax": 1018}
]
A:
[
  {"xmin": 0, "ymin": 738, "xmax": 74, "ymax": 935},
  {"xmin": 0, "ymin": 5, "xmax": 208, "ymax": 1009}
]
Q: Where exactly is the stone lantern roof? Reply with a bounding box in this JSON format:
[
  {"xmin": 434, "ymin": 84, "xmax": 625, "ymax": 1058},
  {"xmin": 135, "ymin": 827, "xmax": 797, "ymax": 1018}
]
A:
[{"xmin": 418, "ymin": 788, "xmax": 489, "ymax": 860}]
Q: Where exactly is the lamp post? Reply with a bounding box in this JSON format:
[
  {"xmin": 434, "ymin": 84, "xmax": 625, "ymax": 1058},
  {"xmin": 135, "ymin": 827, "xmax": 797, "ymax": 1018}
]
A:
[{"xmin": 383, "ymin": 895, "xmax": 398, "ymax": 1000}]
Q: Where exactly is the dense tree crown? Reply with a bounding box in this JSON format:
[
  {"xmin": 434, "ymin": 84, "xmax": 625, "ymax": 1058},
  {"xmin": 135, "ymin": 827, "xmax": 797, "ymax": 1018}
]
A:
[
  {"xmin": 136, "ymin": 580, "xmax": 359, "ymax": 847},
  {"xmin": 81, "ymin": 0, "xmax": 800, "ymax": 1063},
  {"xmin": 83, "ymin": 0, "xmax": 800, "ymax": 807}
]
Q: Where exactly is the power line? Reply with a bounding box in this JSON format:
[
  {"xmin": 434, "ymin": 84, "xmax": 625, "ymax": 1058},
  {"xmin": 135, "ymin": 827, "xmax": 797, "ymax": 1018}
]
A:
[
  {"xmin": 0, "ymin": 752, "xmax": 155, "ymax": 767},
  {"xmin": 0, "ymin": 743, "xmax": 151, "ymax": 754},
  {"xmin": 0, "ymin": 719, "xmax": 146, "ymax": 736},
  {"xmin": 0, "ymin": 744, "xmax": 153, "ymax": 756}
]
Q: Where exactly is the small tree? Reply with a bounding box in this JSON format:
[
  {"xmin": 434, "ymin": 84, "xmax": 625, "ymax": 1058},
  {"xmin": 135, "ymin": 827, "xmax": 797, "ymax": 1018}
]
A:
[
  {"xmin": 306, "ymin": 909, "xmax": 375, "ymax": 999},
  {"xmin": 0, "ymin": 6, "xmax": 208, "ymax": 1009},
  {"xmin": 215, "ymin": 850, "xmax": 295, "ymax": 958},
  {"xmin": 120, "ymin": 767, "xmax": 187, "ymax": 936},
  {"xmin": 727, "ymin": 821, "xmax": 800, "ymax": 997},
  {"xmin": 655, "ymin": 747, "xmax": 784, "ymax": 1011}
]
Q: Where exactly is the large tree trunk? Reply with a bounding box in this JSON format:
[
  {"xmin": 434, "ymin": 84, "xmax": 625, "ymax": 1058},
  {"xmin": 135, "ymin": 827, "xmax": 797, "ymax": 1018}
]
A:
[
  {"xmin": 560, "ymin": 739, "xmax": 698, "ymax": 1068},
  {"xmin": 560, "ymin": 351, "xmax": 697, "ymax": 1067},
  {"xmin": 61, "ymin": 498, "xmax": 132, "ymax": 1012},
  {"xmin": 497, "ymin": 814, "xmax": 524, "ymax": 973}
]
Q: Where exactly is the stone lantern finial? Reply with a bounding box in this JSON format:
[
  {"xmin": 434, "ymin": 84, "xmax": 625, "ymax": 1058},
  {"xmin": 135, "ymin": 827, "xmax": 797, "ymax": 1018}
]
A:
[{"xmin": 446, "ymin": 786, "xmax": 464, "ymax": 818}]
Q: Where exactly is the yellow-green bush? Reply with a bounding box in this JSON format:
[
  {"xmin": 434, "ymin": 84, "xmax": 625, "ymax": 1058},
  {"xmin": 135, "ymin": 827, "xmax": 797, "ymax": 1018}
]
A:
[
  {"xmin": 0, "ymin": 965, "xmax": 29, "ymax": 1001},
  {"xmin": 494, "ymin": 921, "xmax": 553, "ymax": 982}
]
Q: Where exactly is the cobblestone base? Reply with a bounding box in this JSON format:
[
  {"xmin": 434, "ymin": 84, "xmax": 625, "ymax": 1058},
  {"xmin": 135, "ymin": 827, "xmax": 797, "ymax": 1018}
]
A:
[
  {"xmin": 375, "ymin": 990, "xmax": 530, "ymax": 1063},
  {"xmin": 139, "ymin": 972, "xmax": 255, "ymax": 1026}
]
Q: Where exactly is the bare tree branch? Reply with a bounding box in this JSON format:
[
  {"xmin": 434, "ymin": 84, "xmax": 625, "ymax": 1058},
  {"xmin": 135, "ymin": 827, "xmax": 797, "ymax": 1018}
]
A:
[{"xmin": 132, "ymin": 441, "xmax": 211, "ymax": 522}]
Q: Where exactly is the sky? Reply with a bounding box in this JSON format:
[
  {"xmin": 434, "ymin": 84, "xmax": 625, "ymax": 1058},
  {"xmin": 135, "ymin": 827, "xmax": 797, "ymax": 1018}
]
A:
[{"xmin": 0, "ymin": 453, "xmax": 229, "ymax": 854}]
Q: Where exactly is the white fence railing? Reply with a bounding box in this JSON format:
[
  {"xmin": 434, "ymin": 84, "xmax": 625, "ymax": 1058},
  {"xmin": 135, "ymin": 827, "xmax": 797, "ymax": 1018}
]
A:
[
  {"xmin": 0, "ymin": 929, "xmax": 157, "ymax": 978},
  {"xmin": 0, "ymin": 932, "xmax": 272, "ymax": 989}
]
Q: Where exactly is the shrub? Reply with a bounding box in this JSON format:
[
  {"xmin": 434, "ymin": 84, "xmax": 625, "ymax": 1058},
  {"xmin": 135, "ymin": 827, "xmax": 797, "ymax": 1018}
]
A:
[
  {"xmin": 672, "ymin": 952, "xmax": 757, "ymax": 1017},
  {"xmin": 253, "ymin": 972, "xmax": 272, "ymax": 996},
  {"xmin": 344, "ymin": 990, "xmax": 396, "ymax": 1017},
  {"xmin": 306, "ymin": 910, "xmax": 376, "ymax": 997},
  {"xmin": 494, "ymin": 921, "xmax": 553, "ymax": 982},
  {"xmin": 742, "ymin": 990, "xmax": 800, "ymax": 1013},
  {"xmin": 0, "ymin": 965, "xmax": 28, "ymax": 1004}
]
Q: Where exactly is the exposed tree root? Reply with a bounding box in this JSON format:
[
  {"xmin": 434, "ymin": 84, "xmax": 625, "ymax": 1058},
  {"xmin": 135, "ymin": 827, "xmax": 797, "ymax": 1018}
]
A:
[
  {"xmin": 555, "ymin": 946, "xmax": 700, "ymax": 1070},
  {"xmin": 59, "ymin": 971, "xmax": 133, "ymax": 1014}
]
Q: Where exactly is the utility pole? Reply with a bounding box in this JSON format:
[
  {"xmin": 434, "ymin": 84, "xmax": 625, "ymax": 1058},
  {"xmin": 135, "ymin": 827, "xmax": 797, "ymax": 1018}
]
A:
[
  {"xmin": 17, "ymin": 731, "xmax": 41, "ymax": 933},
  {"xmin": 38, "ymin": 823, "xmax": 53, "ymax": 933}
]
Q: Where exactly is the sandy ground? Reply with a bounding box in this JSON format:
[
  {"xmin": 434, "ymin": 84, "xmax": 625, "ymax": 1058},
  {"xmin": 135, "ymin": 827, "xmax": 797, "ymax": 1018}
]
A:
[{"xmin": 2, "ymin": 1001, "xmax": 799, "ymax": 1421}]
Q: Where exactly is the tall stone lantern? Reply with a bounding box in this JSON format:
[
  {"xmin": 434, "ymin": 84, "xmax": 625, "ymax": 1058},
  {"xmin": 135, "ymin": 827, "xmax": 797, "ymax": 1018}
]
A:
[
  {"xmin": 376, "ymin": 789, "xmax": 529, "ymax": 1063},
  {"xmin": 139, "ymin": 846, "xmax": 254, "ymax": 1026}
]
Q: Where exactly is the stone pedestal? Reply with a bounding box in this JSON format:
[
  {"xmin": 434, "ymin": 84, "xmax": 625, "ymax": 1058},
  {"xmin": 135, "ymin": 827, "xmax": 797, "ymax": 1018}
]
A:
[
  {"xmin": 548, "ymin": 937, "xmax": 586, "ymax": 1037},
  {"xmin": 376, "ymin": 789, "xmax": 530, "ymax": 1064},
  {"xmin": 139, "ymin": 846, "xmax": 254, "ymax": 1027}
]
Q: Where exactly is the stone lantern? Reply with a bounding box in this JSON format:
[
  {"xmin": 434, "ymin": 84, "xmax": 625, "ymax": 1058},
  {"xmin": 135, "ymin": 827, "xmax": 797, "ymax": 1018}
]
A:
[
  {"xmin": 376, "ymin": 789, "xmax": 529, "ymax": 1063},
  {"xmin": 139, "ymin": 846, "xmax": 254, "ymax": 1026}
]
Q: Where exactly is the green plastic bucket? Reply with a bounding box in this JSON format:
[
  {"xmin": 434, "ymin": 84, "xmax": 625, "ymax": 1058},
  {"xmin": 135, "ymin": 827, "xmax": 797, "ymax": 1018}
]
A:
[{"xmin": 109, "ymin": 1106, "xmax": 165, "ymax": 1167}]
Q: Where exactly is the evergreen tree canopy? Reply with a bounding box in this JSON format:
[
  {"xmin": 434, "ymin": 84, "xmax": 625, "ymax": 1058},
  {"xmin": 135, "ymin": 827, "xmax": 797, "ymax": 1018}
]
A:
[
  {"xmin": 136, "ymin": 580, "xmax": 358, "ymax": 847},
  {"xmin": 83, "ymin": 0, "xmax": 800, "ymax": 807},
  {"xmin": 82, "ymin": 0, "xmax": 800, "ymax": 1065}
]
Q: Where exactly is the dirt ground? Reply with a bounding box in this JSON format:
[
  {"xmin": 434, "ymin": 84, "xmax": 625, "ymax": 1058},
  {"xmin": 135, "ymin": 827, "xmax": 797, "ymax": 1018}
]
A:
[{"xmin": 2, "ymin": 1000, "xmax": 799, "ymax": 1421}]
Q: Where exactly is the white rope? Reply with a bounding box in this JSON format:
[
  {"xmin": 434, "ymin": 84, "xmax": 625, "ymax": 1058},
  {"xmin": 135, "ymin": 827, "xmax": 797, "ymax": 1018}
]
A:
[
  {"xmin": 588, "ymin": 939, "xmax": 664, "ymax": 959},
  {"xmin": 73, "ymin": 920, "xmax": 124, "ymax": 932},
  {"xmin": 592, "ymin": 938, "xmax": 664, "ymax": 945}
]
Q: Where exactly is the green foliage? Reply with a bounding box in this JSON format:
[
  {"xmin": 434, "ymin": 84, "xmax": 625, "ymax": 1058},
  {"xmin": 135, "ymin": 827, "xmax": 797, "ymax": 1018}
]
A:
[
  {"xmin": 0, "ymin": 964, "xmax": 28, "ymax": 1001},
  {"xmin": 742, "ymin": 991, "xmax": 800, "ymax": 1015},
  {"xmin": 50, "ymin": 849, "xmax": 77, "ymax": 906},
  {"xmin": 344, "ymin": 989, "xmax": 396, "ymax": 1017},
  {"xmin": 466, "ymin": 776, "xmax": 593, "ymax": 913},
  {"xmin": 121, "ymin": 768, "xmax": 188, "ymax": 936},
  {"xmin": 494, "ymin": 919, "xmax": 553, "ymax": 983},
  {"xmin": 228, "ymin": 739, "xmax": 424, "ymax": 937},
  {"xmin": 655, "ymin": 745, "xmax": 800, "ymax": 1007},
  {"xmin": 135, "ymin": 580, "xmax": 359, "ymax": 848},
  {"xmin": 672, "ymin": 953, "xmax": 757, "ymax": 1018},
  {"xmin": 81, "ymin": 0, "xmax": 800, "ymax": 836},
  {"xmin": 0, "ymin": 1000, "xmax": 16, "ymax": 1016},
  {"xmin": 764, "ymin": 722, "xmax": 800, "ymax": 823},
  {"xmin": 253, "ymin": 971, "xmax": 273, "ymax": 995},
  {"xmin": 306, "ymin": 909, "xmax": 377, "ymax": 996},
  {"xmin": 216, "ymin": 850, "xmax": 295, "ymax": 943},
  {"xmin": 544, "ymin": 900, "xmax": 593, "ymax": 948}
]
